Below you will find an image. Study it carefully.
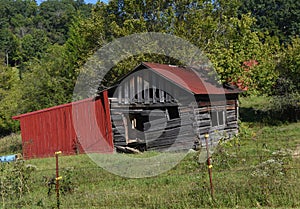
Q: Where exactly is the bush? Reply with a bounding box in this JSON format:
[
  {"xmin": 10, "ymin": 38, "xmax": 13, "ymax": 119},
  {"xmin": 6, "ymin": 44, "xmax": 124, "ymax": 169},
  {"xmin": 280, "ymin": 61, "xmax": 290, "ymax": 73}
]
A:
[
  {"xmin": 0, "ymin": 160, "xmax": 36, "ymax": 207},
  {"xmin": 0, "ymin": 134, "xmax": 22, "ymax": 155},
  {"xmin": 271, "ymin": 37, "xmax": 300, "ymax": 121},
  {"xmin": 270, "ymin": 93, "xmax": 300, "ymax": 122}
]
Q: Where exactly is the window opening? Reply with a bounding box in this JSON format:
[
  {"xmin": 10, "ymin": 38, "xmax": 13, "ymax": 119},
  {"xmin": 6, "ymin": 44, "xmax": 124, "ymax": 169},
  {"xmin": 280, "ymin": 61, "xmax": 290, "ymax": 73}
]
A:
[{"xmin": 211, "ymin": 106, "xmax": 226, "ymax": 127}]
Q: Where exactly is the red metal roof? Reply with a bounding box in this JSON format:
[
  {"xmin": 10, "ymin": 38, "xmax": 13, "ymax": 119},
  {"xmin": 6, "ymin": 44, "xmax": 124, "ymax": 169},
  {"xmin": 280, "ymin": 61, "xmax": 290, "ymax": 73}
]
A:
[
  {"xmin": 12, "ymin": 97, "xmax": 94, "ymax": 120},
  {"xmin": 142, "ymin": 62, "xmax": 241, "ymax": 95}
]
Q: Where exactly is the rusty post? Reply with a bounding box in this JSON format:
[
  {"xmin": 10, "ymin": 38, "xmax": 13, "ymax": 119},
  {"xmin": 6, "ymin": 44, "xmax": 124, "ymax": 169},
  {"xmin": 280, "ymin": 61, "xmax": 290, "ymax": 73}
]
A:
[
  {"xmin": 55, "ymin": 151, "xmax": 62, "ymax": 209},
  {"xmin": 204, "ymin": 133, "xmax": 214, "ymax": 199}
]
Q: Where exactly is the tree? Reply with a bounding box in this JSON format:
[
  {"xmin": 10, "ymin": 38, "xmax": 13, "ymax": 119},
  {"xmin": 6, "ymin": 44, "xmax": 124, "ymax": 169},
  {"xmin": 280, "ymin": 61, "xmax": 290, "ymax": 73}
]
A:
[
  {"xmin": 18, "ymin": 44, "xmax": 72, "ymax": 114},
  {"xmin": 37, "ymin": 0, "xmax": 93, "ymax": 44},
  {"xmin": 0, "ymin": 28, "xmax": 20, "ymax": 66},
  {"xmin": 239, "ymin": 0, "xmax": 300, "ymax": 43},
  {"xmin": 270, "ymin": 37, "xmax": 300, "ymax": 121},
  {"xmin": 0, "ymin": 66, "xmax": 20, "ymax": 135},
  {"xmin": 274, "ymin": 37, "xmax": 300, "ymax": 95},
  {"xmin": 206, "ymin": 14, "xmax": 280, "ymax": 95}
]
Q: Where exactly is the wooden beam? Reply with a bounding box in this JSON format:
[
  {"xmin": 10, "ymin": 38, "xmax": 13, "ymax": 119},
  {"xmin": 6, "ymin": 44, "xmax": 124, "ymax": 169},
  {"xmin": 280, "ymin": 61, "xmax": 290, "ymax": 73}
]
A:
[
  {"xmin": 152, "ymin": 73, "xmax": 157, "ymax": 103},
  {"xmin": 118, "ymin": 85, "xmax": 122, "ymax": 104},
  {"xmin": 137, "ymin": 76, "xmax": 142, "ymax": 103},
  {"xmin": 130, "ymin": 76, "xmax": 135, "ymax": 103},
  {"xmin": 124, "ymin": 82, "xmax": 129, "ymax": 104},
  {"xmin": 121, "ymin": 114, "xmax": 129, "ymax": 144},
  {"xmin": 144, "ymin": 71, "xmax": 150, "ymax": 104}
]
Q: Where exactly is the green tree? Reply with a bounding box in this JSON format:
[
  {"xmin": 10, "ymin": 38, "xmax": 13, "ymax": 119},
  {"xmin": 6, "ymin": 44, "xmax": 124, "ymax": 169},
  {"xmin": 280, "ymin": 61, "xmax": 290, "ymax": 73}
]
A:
[
  {"xmin": 19, "ymin": 29, "xmax": 49, "ymax": 63},
  {"xmin": 0, "ymin": 66, "xmax": 21, "ymax": 135},
  {"xmin": 239, "ymin": 0, "xmax": 300, "ymax": 43},
  {"xmin": 270, "ymin": 37, "xmax": 300, "ymax": 121},
  {"xmin": 19, "ymin": 44, "xmax": 72, "ymax": 113},
  {"xmin": 38, "ymin": 0, "xmax": 77, "ymax": 44},
  {"xmin": 274, "ymin": 37, "xmax": 300, "ymax": 95},
  {"xmin": 37, "ymin": 0, "xmax": 93, "ymax": 44},
  {"xmin": 206, "ymin": 14, "xmax": 280, "ymax": 95},
  {"xmin": 0, "ymin": 28, "xmax": 20, "ymax": 66}
]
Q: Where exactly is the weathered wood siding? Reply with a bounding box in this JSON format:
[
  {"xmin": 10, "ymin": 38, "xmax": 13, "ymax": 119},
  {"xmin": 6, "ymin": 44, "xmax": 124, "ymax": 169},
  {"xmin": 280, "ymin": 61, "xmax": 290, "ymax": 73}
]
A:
[
  {"xmin": 108, "ymin": 66, "xmax": 240, "ymax": 151},
  {"xmin": 192, "ymin": 99, "xmax": 239, "ymax": 148},
  {"xmin": 109, "ymin": 67, "xmax": 195, "ymax": 150},
  {"xmin": 110, "ymin": 97, "xmax": 239, "ymax": 151},
  {"xmin": 110, "ymin": 112, "xmax": 127, "ymax": 147},
  {"xmin": 144, "ymin": 107, "xmax": 196, "ymax": 151},
  {"xmin": 110, "ymin": 68, "xmax": 192, "ymax": 106}
]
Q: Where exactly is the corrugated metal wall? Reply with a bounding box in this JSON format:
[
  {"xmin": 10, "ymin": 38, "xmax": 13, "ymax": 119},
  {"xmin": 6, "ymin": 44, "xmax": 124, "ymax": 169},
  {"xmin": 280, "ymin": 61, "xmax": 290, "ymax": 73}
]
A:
[{"xmin": 13, "ymin": 90, "xmax": 113, "ymax": 159}]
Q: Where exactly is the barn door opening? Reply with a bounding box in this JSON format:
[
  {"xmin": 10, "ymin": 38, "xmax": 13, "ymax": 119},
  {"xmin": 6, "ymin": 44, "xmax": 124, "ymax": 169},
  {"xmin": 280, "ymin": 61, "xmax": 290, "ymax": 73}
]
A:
[
  {"xmin": 166, "ymin": 106, "xmax": 180, "ymax": 120},
  {"xmin": 128, "ymin": 113, "xmax": 146, "ymax": 142},
  {"xmin": 123, "ymin": 106, "xmax": 180, "ymax": 150}
]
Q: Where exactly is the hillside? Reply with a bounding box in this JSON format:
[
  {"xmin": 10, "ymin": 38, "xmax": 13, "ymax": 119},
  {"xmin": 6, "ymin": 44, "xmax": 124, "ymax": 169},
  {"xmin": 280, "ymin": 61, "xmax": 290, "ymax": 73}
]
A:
[{"xmin": 0, "ymin": 96, "xmax": 299, "ymax": 208}]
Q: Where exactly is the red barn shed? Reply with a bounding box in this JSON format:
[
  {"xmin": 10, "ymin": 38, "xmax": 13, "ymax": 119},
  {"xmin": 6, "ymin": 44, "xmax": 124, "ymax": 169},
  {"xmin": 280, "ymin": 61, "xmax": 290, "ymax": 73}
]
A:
[{"xmin": 12, "ymin": 90, "xmax": 113, "ymax": 159}]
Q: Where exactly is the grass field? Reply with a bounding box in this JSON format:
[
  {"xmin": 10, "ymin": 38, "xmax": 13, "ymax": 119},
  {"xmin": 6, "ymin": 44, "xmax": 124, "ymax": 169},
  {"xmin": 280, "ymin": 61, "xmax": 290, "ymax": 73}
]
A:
[{"xmin": 1, "ymin": 96, "xmax": 300, "ymax": 208}]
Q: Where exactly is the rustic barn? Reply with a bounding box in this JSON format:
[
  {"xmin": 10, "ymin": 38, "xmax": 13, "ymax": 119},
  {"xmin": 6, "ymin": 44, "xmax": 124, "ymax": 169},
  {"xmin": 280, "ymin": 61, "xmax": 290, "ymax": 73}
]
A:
[
  {"xmin": 108, "ymin": 62, "xmax": 242, "ymax": 152},
  {"xmin": 13, "ymin": 62, "xmax": 242, "ymax": 159},
  {"xmin": 12, "ymin": 91, "xmax": 113, "ymax": 159}
]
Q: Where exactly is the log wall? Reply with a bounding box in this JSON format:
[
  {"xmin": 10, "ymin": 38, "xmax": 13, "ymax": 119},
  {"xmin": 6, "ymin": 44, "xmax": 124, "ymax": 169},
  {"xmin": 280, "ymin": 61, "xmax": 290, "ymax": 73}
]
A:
[
  {"xmin": 143, "ymin": 109, "xmax": 196, "ymax": 151},
  {"xmin": 192, "ymin": 99, "xmax": 239, "ymax": 148},
  {"xmin": 109, "ymin": 98, "xmax": 239, "ymax": 151}
]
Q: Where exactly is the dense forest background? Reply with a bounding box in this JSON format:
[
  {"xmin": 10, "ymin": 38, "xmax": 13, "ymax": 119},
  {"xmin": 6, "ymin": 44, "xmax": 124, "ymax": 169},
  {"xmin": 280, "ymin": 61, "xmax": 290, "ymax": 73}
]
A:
[{"xmin": 0, "ymin": 0, "xmax": 299, "ymax": 135}]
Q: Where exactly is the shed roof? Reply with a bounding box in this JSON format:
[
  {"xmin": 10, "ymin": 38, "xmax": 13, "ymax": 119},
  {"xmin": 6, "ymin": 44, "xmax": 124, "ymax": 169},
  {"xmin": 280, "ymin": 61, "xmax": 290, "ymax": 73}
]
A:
[
  {"xmin": 141, "ymin": 62, "xmax": 242, "ymax": 95},
  {"xmin": 12, "ymin": 97, "xmax": 95, "ymax": 120}
]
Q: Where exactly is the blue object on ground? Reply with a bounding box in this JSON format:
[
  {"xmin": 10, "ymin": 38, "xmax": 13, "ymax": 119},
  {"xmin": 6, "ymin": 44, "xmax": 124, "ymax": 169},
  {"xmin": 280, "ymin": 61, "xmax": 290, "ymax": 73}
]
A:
[{"xmin": 0, "ymin": 154, "xmax": 17, "ymax": 162}]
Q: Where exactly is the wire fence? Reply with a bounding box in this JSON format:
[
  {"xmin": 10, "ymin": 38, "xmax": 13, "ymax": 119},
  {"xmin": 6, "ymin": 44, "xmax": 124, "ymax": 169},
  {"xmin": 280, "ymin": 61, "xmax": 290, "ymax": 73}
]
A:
[{"xmin": 2, "ymin": 151, "xmax": 300, "ymax": 208}]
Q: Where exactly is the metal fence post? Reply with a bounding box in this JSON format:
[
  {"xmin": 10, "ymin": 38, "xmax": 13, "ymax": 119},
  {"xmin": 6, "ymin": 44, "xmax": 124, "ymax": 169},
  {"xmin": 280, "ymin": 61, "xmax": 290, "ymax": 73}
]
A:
[
  {"xmin": 55, "ymin": 151, "xmax": 62, "ymax": 209},
  {"xmin": 204, "ymin": 134, "xmax": 214, "ymax": 199}
]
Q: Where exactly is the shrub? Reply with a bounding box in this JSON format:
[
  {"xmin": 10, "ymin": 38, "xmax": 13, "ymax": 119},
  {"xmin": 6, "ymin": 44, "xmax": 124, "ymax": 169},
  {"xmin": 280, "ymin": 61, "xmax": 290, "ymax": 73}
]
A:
[{"xmin": 0, "ymin": 160, "xmax": 35, "ymax": 207}]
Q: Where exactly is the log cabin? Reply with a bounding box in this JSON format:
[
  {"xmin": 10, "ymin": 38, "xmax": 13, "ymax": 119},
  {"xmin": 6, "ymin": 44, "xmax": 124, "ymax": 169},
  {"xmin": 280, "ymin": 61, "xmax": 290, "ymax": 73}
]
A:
[{"xmin": 108, "ymin": 62, "xmax": 242, "ymax": 152}]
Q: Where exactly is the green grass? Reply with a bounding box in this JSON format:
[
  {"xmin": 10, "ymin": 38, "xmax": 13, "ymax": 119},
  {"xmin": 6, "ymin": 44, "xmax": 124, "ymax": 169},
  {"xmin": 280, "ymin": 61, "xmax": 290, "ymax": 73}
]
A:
[{"xmin": 1, "ymin": 96, "xmax": 300, "ymax": 208}]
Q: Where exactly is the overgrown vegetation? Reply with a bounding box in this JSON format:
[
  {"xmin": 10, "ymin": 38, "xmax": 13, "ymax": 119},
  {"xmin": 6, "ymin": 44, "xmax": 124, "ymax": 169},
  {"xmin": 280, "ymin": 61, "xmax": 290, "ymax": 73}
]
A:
[
  {"xmin": 0, "ymin": 161, "xmax": 36, "ymax": 208},
  {"xmin": 0, "ymin": 134, "xmax": 22, "ymax": 155}
]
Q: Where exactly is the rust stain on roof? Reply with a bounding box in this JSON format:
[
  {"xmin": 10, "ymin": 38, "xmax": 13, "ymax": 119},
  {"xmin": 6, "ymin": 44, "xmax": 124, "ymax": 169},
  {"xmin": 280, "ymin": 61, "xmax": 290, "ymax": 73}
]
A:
[{"xmin": 143, "ymin": 62, "xmax": 241, "ymax": 95}]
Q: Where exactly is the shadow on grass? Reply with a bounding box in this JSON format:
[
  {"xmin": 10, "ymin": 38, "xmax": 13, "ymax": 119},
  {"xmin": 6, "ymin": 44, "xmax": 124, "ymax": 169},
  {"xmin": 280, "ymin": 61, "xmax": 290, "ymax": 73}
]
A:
[{"xmin": 239, "ymin": 107, "xmax": 299, "ymax": 126}]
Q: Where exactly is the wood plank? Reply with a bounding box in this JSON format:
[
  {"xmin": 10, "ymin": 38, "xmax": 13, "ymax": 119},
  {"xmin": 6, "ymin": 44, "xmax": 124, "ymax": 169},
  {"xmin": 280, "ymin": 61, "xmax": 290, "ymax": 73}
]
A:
[
  {"xmin": 110, "ymin": 102, "xmax": 178, "ymax": 108},
  {"xmin": 199, "ymin": 100, "xmax": 236, "ymax": 107},
  {"xmin": 226, "ymin": 116, "xmax": 237, "ymax": 122},
  {"xmin": 152, "ymin": 73, "xmax": 157, "ymax": 104},
  {"xmin": 144, "ymin": 119, "xmax": 192, "ymax": 133},
  {"xmin": 193, "ymin": 113, "xmax": 210, "ymax": 120},
  {"xmin": 192, "ymin": 107, "xmax": 209, "ymax": 113},
  {"xmin": 146, "ymin": 132, "xmax": 195, "ymax": 143},
  {"xmin": 145, "ymin": 126, "xmax": 194, "ymax": 140},
  {"xmin": 144, "ymin": 71, "xmax": 150, "ymax": 104},
  {"xmin": 192, "ymin": 120, "xmax": 211, "ymax": 128},
  {"xmin": 130, "ymin": 76, "xmax": 135, "ymax": 102},
  {"xmin": 137, "ymin": 75, "xmax": 142, "ymax": 103},
  {"xmin": 146, "ymin": 135, "xmax": 196, "ymax": 150},
  {"xmin": 112, "ymin": 127, "xmax": 125, "ymax": 133},
  {"xmin": 124, "ymin": 82, "xmax": 129, "ymax": 104},
  {"xmin": 226, "ymin": 110, "xmax": 236, "ymax": 115},
  {"xmin": 144, "ymin": 122, "xmax": 193, "ymax": 133},
  {"xmin": 147, "ymin": 138, "xmax": 195, "ymax": 149}
]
